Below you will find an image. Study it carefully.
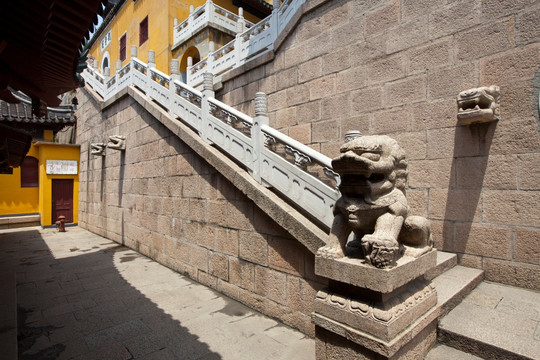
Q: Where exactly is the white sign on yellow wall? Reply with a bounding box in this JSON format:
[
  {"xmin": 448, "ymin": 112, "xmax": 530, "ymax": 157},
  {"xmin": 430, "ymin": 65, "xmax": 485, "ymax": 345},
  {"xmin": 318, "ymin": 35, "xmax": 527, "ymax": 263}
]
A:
[{"xmin": 46, "ymin": 160, "xmax": 78, "ymax": 175}]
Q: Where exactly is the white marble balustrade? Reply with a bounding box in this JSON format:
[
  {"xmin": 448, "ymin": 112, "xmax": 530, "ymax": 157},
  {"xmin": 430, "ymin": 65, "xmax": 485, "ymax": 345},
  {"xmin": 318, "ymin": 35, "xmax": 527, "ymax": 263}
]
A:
[{"xmin": 82, "ymin": 51, "xmax": 339, "ymax": 229}]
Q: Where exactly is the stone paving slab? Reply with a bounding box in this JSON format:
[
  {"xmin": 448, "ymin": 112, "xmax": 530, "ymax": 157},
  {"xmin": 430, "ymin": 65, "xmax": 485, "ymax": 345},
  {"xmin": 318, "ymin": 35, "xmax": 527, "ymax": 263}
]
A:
[
  {"xmin": 425, "ymin": 344, "xmax": 483, "ymax": 360},
  {"xmin": 0, "ymin": 226, "xmax": 314, "ymax": 360},
  {"xmin": 439, "ymin": 281, "xmax": 540, "ymax": 359}
]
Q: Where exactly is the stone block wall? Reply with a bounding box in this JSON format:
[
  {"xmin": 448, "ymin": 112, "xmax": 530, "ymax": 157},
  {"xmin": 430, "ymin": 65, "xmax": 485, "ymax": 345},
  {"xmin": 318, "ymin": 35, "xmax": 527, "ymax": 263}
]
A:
[
  {"xmin": 218, "ymin": 0, "xmax": 540, "ymax": 290},
  {"xmin": 76, "ymin": 88, "xmax": 327, "ymax": 336}
]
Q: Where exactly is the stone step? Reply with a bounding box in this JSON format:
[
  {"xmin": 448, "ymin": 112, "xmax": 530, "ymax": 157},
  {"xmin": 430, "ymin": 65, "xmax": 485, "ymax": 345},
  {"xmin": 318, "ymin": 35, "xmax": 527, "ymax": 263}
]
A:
[
  {"xmin": 437, "ymin": 281, "xmax": 540, "ymax": 360},
  {"xmin": 425, "ymin": 251, "xmax": 458, "ymax": 281},
  {"xmin": 432, "ymin": 264, "xmax": 484, "ymax": 318},
  {"xmin": 425, "ymin": 344, "xmax": 483, "ymax": 360},
  {"xmin": 0, "ymin": 214, "xmax": 40, "ymax": 229}
]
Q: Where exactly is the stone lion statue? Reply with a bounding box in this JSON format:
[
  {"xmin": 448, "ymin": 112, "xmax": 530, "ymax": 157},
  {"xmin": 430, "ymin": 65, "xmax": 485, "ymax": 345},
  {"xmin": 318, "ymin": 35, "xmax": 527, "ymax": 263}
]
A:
[{"xmin": 317, "ymin": 135, "xmax": 433, "ymax": 268}]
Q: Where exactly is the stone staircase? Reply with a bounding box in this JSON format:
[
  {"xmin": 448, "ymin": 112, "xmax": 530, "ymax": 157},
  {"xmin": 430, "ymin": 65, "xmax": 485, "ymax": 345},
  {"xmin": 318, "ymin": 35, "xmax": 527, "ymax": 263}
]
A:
[{"xmin": 426, "ymin": 252, "xmax": 540, "ymax": 360}]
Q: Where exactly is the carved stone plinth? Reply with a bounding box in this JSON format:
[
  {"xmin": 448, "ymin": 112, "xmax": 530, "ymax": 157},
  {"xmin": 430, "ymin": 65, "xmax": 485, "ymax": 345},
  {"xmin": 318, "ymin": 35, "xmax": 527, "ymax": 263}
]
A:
[
  {"xmin": 315, "ymin": 250, "xmax": 436, "ymax": 293},
  {"xmin": 314, "ymin": 277, "xmax": 436, "ymax": 342},
  {"xmin": 313, "ymin": 251, "xmax": 438, "ymax": 359}
]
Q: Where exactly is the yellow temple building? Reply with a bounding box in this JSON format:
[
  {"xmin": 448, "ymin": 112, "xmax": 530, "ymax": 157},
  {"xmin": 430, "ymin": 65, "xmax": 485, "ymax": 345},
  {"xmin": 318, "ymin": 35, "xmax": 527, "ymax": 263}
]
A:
[
  {"xmin": 87, "ymin": 0, "xmax": 272, "ymax": 81},
  {"xmin": 0, "ymin": 93, "xmax": 79, "ymax": 228}
]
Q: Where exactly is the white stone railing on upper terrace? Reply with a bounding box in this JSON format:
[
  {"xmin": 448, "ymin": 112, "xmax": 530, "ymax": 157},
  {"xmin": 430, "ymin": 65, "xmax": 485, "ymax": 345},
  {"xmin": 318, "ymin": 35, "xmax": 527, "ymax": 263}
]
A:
[
  {"xmin": 82, "ymin": 52, "xmax": 339, "ymax": 229},
  {"xmin": 186, "ymin": 0, "xmax": 306, "ymax": 88},
  {"xmin": 172, "ymin": 0, "xmax": 255, "ymax": 50}
]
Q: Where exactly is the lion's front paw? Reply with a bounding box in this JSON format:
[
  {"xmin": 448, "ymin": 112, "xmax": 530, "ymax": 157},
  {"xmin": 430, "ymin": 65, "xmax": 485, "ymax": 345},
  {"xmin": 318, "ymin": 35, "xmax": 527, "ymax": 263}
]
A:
[
  {"xmin": 362, "ymin": 236, "xmax": 400, "ymax": 268},
  {"xmin": 316, "ymin": 245, "xmax": 345, "ymax": 259}
]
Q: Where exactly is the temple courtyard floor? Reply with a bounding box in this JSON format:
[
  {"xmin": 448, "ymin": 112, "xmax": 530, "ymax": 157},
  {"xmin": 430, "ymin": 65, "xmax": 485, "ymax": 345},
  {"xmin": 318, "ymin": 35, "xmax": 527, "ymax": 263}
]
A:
[{"xmin": 0, "ymin": 226, "xmax": 314, "ymax": 359}]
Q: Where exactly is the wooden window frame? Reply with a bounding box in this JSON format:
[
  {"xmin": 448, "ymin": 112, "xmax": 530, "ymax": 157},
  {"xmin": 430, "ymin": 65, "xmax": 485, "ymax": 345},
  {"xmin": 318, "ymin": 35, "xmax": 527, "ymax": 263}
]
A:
[
  {"xmin": 20, "ymin": 156, "xmax": 38, "ymax": 187},
  {"xmin": 139, "ymin": 16, "xmax": 148, "ymax": 46},
  {"xmin": 119, "ymin": 33, "xmax": 127, "ymax": 61}
]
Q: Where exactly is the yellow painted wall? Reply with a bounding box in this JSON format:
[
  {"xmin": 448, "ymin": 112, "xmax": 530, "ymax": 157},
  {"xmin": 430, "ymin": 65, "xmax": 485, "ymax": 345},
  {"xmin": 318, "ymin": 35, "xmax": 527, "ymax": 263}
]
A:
[
  {"xmin": 90, "ymin": 0, "xmax": 197, "ymax": 74},
  {"xmin": 35, "ymin": 143, "xmax": 80, "ymax": 226},
  {"xmin": 90, "ymin": 0, "xmax": 269, "ymax": 75},
  {"xmin": 0, "ymin": 146, "xmax": 39, "ymax": 216}
]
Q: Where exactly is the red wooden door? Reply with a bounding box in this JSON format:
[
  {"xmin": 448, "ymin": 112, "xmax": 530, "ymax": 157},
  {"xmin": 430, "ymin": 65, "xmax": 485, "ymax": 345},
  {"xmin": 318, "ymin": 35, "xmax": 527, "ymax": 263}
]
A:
[{"xmin": 52, "ymin": 179, "xmax": 73, "ymax": 223}]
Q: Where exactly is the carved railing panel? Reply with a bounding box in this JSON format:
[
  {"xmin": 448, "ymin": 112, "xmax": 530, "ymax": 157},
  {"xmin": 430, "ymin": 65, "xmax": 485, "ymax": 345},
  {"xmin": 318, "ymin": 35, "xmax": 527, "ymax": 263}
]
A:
[
  {"xmin": 117, "ymin": 62, "xmax": 132, "ymax": 89},
  {"xmin": 207, "ymin": 98, "xmax": 254, "ymax": 170},
  {"xmin": 210, "ymin": 43, "xmax": 237, "ymax": 77},
  {"xmin": 238, "ymin": 17, "xmax": 273, "ymax": 61},
  {"xmin": 260, "ymin": 126, "xmax": 338, "ymax": 227},
  {"xmin": 148, "ymin": 67, "xmax": 171, "ymax": 107},
  {"xmin": 171, "ymin": 80, "xmax": 203, "ymax": 132},
  {"xmin": 132, "ymin": 58, "xmax": 148, "ymax": 92}
]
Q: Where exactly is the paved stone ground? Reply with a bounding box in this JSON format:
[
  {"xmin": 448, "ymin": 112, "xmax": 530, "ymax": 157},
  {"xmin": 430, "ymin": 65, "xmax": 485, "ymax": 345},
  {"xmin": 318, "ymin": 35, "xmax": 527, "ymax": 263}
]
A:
[{"xmin": 0, "ymin": 226, "xmax": 314, "ymax": 360}]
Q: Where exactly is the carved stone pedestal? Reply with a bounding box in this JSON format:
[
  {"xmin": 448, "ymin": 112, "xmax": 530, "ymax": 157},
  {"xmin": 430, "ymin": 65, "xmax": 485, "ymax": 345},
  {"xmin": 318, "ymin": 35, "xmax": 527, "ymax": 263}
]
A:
[{"xmin": 312, "ymin": 250, "xmax": 438, "ymax": 359}]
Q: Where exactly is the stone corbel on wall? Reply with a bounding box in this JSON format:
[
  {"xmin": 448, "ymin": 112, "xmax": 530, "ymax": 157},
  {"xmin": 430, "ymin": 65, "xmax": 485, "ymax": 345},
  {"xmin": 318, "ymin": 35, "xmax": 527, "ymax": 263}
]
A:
[
  {"xmin": 107, "ymin": 135, "xmax": 126, "ymax": 151},
  {"xmin": 457, "ymin": 85, "xmax": 500, "ymax": 125},
  {"xmin": 90, "ymin": 143, "xmax": 106, "ymax": 156}
]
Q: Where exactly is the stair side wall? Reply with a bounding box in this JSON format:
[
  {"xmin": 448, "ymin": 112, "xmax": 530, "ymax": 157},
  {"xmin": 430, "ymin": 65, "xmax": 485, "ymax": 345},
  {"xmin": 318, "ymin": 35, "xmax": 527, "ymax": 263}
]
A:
[{"xmin": 75, "ymin": 87, "xmax": 328, "ymax": 336}]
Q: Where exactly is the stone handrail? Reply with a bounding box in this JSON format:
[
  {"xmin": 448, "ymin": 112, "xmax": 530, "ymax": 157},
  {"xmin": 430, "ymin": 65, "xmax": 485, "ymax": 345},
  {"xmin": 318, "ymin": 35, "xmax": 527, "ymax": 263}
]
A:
[
  {"xmin": 187, "ymin": 0, "xmax": 306, "ymax": 87},
  {"xmin": 172, "ymin": 0, "xmax": 254, "ymax": 49},
  {"xmin": 82, "ymin": 54, "xmax": 339, "ymax": 229}
]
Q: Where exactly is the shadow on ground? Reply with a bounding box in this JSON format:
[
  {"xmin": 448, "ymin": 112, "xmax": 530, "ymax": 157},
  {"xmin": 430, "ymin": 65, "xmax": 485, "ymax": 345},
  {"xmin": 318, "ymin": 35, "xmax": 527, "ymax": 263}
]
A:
[{"xmin": 0, "ymin": 228, "xmax": 221, "ymax": 360}]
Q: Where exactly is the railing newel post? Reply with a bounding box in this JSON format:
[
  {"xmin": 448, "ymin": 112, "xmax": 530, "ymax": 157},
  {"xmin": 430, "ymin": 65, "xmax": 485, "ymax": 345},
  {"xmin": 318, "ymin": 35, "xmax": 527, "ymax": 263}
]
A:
[
  {"xmin": 170, "ymin": 59, "xmax": 180, "ymax": 113},
  {"xmin": 146, "ymin": 50, "xmax": 155, "ymax": 97},
  {"xmin": 207, "ymin": 0, "xmax": 214, "ymax": 23},
  {"xmin": 148, "ymin": 50, "xmax": 156, "ymax": 69},
  {"xmin": 235, "ymin": 32, "xmax": 242, "ymax": 68},
  {"xmin": 237, "ymin": 7, "xmax": 245, "ymax": 34},
  {"xmin": 208, "ymin": 41, "xmax": 215, "ymax": 73},
  {"xmin": 189, "ymin": 5, "xmax": 194, "ymax": 29},
  {"xmin": 186, "ymin": 56, "xmax": 193, "ymax": 85},
  {"xmin": 272, "ymin": 0, "xmax": 280, "ymax": 39},
  {"xmin": 201, "ymin": 72, "xmax": 215, "ymax": 144},
  {"xmin": 251, "ymin": 92, "xmax": 268, "ymax": 184},
  {"xmin": 104, "ymin": 67, "xmax": 110, "ymax": 96}
]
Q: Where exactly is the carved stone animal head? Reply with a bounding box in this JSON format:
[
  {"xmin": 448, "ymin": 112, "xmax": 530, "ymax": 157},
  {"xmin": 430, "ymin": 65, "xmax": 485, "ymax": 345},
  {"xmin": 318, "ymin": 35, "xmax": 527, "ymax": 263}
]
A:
[
  {"xmin": 107, "ymin": 135, "xmax": 126, "ymax": 150},
  {"xmin": 332, "ymin": 135, "xmax": 408, "ymax": 198},
  {"xmin": 457, "ymin": 85, "xmax": 500, "ymax": 125},
  {"xmin": 90, "ymin": 143, "xmax": 106, "ymax": 156}
]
